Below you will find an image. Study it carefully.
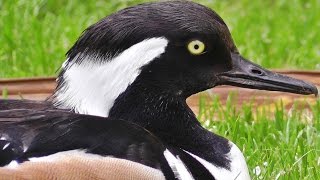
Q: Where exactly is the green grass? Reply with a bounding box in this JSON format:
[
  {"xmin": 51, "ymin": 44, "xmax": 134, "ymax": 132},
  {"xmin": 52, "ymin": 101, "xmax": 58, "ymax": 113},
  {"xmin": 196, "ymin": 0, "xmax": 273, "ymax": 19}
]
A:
[
  {"xmin": 198, "ymin": 94, "xmax": 320, "ymax": 179},
  {"xmin": 1, "ymin": 0, "xmax": 320, "ymax": 78}
]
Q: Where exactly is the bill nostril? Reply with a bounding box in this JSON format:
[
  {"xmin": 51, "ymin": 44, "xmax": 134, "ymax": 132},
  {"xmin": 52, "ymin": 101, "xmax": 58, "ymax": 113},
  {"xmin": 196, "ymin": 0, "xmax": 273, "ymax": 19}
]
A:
[{"xmin": 251, "ymin": 69, "xmax": 264, "ymax": 76}]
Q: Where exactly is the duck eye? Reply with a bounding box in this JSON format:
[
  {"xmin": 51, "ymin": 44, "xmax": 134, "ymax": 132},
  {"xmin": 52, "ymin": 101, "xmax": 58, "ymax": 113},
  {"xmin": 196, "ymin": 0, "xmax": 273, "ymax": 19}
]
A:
[{"xmin": 187, "ymin": 40, "xmax": 205, "ymax": 55}]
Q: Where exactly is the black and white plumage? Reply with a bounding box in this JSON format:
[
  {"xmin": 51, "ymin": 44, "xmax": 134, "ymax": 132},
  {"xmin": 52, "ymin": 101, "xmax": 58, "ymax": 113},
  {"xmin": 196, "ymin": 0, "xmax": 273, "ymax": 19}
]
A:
[
  {"xmin": 0, "ymin": 109, "xmax": 173, "ymax": 179},
  {"xmin": 0, "ymin": 108, "xmax": 241, "ymax": 179},
  {"xmin": 0, "ymin": 109, "xmax": 165, "ymax": 165},
  {"xmin": 0, "ymin": 1, "xmax": 318, "ymax": 180}
]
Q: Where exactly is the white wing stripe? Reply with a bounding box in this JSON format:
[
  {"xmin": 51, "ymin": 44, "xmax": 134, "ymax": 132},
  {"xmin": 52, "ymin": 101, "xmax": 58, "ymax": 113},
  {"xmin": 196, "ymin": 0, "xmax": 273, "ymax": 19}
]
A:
[
  {"xmin": 163, "ymin": 149, "xmax": 194, "ymax": 180},
  {"xmin": 184, "ymin": 142, "xmax": 250, "ymax": 180}
]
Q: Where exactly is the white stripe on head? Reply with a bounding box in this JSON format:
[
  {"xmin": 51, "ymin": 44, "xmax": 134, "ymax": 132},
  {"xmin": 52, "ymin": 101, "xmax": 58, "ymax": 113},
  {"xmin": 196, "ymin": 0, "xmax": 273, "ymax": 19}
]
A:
[
  {"xmin": 184, "ymin": 142, "xmax": 250, "ymax": 180},
  {"xmin": 54, "ymin": 38, "xmax": 168, "ymax": 117},
  {"xmin": 163, "ymin": 149, "xmax": 194, "ymax": 180}
]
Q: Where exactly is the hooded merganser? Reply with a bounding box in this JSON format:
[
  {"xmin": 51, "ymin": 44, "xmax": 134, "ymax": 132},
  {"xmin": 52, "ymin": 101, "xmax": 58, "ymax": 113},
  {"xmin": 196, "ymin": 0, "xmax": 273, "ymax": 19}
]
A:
[{"xmin": 0, "ymin": 1, "xmax": 318, "ymax": 179}]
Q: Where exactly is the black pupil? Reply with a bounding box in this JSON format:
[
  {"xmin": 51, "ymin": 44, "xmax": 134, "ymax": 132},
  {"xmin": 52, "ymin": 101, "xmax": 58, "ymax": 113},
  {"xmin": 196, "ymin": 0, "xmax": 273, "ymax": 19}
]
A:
[{"xmin": 194, "ymin": 44, "xmax": 199, "ymax": 50}]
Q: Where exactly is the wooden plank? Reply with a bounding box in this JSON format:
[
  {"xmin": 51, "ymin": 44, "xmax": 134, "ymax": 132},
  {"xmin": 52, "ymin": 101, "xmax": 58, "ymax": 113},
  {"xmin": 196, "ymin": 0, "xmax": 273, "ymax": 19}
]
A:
[
  {"xmin": 1, "ymin": 71, "xmax": 319, "ymax": 113},
  {"xmin": 0, "ymin": 77, "xmax": 56, "ymax": 95}
]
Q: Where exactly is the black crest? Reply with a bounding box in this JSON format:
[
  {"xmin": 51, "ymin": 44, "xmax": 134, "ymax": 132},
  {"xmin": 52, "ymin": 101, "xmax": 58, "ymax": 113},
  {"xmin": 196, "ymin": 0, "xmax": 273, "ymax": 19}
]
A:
[{"xmin": 66, "ymin": 1, "xmax": 235, "ymax": 63}]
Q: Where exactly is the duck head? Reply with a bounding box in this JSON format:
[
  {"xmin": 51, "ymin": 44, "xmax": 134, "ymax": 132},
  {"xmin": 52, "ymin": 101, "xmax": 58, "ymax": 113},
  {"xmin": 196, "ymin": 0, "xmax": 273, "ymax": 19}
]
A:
[{"xmin": 53, "ymin": 1, "xmax": 318, "ymax": 117}]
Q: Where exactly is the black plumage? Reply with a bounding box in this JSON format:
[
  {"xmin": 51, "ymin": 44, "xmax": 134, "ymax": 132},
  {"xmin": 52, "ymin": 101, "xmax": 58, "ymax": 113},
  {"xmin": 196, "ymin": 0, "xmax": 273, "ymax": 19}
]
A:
[
  {"xmin": 0, "ymin": 109, "xmax": 164, "ymax": 168},
  {"xmin": 0, "ymin": 109, "xmax": 178, "ymax": 178},
  {"xmin": 0, "ymin": 108, "xmax": 218, "ymax": 179}
]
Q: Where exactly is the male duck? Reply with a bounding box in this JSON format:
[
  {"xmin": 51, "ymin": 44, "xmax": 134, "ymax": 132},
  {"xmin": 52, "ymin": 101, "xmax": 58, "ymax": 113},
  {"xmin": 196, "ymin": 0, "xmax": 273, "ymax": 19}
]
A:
[{"xmin": 0, "ymin": 1, "xmax": 318, "ymax": 180}]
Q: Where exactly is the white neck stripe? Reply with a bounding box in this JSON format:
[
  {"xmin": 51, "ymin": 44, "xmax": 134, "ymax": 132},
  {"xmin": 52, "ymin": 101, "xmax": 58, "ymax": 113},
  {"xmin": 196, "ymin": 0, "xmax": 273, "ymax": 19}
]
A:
[{"xmin": 54, "ymin": 37, "xmax": 168, "ymax": 116}]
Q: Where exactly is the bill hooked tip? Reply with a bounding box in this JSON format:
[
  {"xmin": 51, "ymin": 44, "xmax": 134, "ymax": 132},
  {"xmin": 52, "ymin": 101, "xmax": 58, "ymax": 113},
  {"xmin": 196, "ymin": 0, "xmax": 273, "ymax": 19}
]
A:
[
  {"xmin": 315, "ymin": 87, "xmax": 319, "ymax": 97},
  {"xmin": 302, "ymin": 81, "xmax": 319, "ymax": 97},
  {"xmin": 299, "ymin": 80, "xmax": 318, "ymax": 97}
]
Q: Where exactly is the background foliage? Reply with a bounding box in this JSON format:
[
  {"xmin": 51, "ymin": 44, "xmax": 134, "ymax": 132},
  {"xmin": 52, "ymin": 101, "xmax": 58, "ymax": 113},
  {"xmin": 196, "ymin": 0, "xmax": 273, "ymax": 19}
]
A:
[{"xmin": 0, "ymin": 0, "xmax": 319, "ymax": 78}]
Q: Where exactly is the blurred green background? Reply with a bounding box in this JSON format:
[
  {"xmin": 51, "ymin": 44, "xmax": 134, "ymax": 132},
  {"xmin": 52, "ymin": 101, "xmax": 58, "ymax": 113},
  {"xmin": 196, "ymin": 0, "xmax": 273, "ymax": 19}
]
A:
[{"xmin": 0, "ymin": 0, "xmax": 319, "ymax": 78}]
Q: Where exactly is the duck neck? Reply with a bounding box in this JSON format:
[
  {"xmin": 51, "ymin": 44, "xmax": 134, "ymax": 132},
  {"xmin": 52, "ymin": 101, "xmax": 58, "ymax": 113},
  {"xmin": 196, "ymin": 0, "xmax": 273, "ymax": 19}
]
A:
[{"xmin": 108, "ymin": 84, "xmax": 231, "ymax": 168}]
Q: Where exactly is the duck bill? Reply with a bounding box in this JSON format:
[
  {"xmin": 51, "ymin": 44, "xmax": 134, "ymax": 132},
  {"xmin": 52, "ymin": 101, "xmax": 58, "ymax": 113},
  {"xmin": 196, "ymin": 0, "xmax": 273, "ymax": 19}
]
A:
[{"xmin": 217, "ymin": 53, "xmax": 318, "ymax": 96}]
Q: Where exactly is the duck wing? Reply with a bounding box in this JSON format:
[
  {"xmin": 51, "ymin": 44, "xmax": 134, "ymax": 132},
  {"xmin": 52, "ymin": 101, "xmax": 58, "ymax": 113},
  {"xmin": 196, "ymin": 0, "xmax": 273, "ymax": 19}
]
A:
[
  {"xmin": 0, "ymin": 109, "xmax": 168, "ymax": 170},
  {"xmin": 0, "ymin": 108, "xmax": 214, "ymax": 179}
]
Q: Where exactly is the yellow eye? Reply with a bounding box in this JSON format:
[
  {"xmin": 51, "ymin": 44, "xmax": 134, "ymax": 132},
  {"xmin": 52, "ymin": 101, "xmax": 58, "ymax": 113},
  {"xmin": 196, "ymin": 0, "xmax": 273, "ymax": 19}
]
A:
[{"xmin": 187, "ymin": 40, "xmax": 205, "ymax": 55}]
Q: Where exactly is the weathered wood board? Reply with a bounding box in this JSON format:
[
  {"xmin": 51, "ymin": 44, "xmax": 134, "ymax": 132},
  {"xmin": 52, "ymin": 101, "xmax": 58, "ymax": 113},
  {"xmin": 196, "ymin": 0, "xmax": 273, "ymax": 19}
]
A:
[{"xmin": 1, "ymin": 71, "xmax": 319, "ymax": 113}]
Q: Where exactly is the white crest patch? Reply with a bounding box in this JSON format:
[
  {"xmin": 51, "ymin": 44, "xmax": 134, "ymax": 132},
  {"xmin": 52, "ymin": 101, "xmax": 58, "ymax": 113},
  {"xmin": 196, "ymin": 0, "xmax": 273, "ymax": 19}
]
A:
[
  {"xmin": 163, "ymin": 149, "xmax": 194, "ymax": 180},
  {"xmin": 184, "ymin": 142, "xmax": 250, "ymax": 180},
  {"xmin": 54, "ymin": 38, "xmax": 168, "ymax": 117}
]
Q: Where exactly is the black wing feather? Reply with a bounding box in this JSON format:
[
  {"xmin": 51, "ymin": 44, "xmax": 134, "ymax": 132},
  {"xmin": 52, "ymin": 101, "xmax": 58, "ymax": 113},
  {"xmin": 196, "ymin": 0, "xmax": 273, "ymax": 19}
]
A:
[{"xmin": 0, "ymin": 108, "xmax": 166, "ymax": 170}]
